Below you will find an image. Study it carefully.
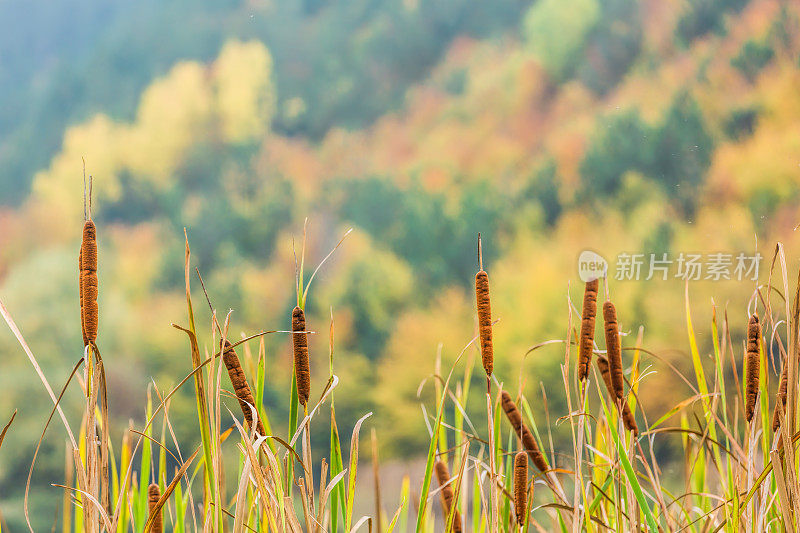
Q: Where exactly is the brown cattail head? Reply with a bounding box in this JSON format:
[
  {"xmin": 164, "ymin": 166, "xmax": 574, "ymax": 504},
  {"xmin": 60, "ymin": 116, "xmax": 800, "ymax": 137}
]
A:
[
  {"xmin": 222, "ymin": 340, "xmax": 265, "ymax": 436},
  {"xmin": 147, "ymin": 483, "xmax": 162, "ymax": 533},
  {"xmin": 434, "ymin": 460, "xmax": 462, "ymax": 533},
  {"xmin": 603, "ymin": 301, "xmax": 624, "ymax": 401},
  {"xmin": 500, "ymin": 391, "xmax": 549, "ymax": 472},
  {"xmin": 773, "ymin": 358, "xmax": 788, "ymax": 432},
  {"xmin": 578, "ymin": 279, "xmax": 599, "ymax": 381},
  {"xmin": 292, "ymin": 306, "xmax": 311, "ymax": 406},
  {"xmin": 745, "ymin": 314, "xmax": 760, "ymax": 423},
  {"xmin": 80, "ymin": 220, "xmax": 99, "ymax": 346},
  {"xmin": 597, "ymin": 357, "xmax": 638, "ymax": 436},
  {"xmin": 475, "ymin": 270, "xmax": 493, "ymax": 377},
  {"xmin": 79, "ymin": 250, "xmax": 86, "ymax": 344},
  {"xmin": 514, "ymin": 451, "xmax": 528, "ymax": 525}
]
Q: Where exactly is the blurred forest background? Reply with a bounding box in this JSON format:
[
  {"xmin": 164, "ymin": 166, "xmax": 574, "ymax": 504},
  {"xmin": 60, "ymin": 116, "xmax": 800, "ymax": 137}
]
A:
[{"xmin": 1, "ymin": 0, "xmax": 799, "ymax": 528}]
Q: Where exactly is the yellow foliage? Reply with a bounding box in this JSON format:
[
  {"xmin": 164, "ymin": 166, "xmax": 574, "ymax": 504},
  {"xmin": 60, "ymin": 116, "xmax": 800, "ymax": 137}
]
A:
[
  {"xmin": 31, "ymin": 114, "xmax": 125, "ymax": 229},
  {"xmin": 126, "ymin": 61, "xmax": 213, "ymax": 179},
  {"xmin": 213, "ymin": 40, "xmax": 275, "ymax": 143},
  {"xmin": 30, "ymin": 40, "xmax": 275, "ymax": 238}
]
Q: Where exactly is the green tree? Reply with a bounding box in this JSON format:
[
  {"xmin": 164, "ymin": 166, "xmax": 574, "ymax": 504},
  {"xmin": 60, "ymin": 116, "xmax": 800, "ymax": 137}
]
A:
[
  {"xmin": 649, "ymin": 91, "xmax": 714, "ymax": 216},
  {"xmin": 580, "ymin": 109, "xmax": 652, "ymax": 198},
  {"xmin": 522, "ymin": 0, "xmax": 600, "ymax": 81}
]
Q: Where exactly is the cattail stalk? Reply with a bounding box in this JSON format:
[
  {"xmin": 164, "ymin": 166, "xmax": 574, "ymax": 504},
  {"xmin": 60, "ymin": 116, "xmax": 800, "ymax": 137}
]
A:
[
  {"xmin": 292, "ymin": 306, "xmax": 311, "ymax": 406},
  {"xmin": 578, "ymin": 279, "xmax": 599, "ymax": 381},
  {"xmin": 80, "ymin": 220, "xmax": 99, "ymax": 346},
  {"xmin": 514, "ymin": 451, "xmax": 528, "ymax": 526},
  {"xmin": 603, "ymin": 301, "xmax": 623, "ymax": 400},
  {"xmin": 434, "ymin": 460, "xmax": 462, "ymax": 533},
  {"xmin": 500, "ymin": 391, "xmax": 549, "ymax": 472},
  {"xmin": 745, "ymin": 314, "xmax": 760, "ymax": 423},
  {"xmin": 597, "ymin": 357, "xmax": 638, "ymax": 435},
  {"xmin": 147, "ymin": 483, "xmax": 162, "ymax": 533},
  {"xmin": 475, "ymin": 270, "xmax": 493, "ymax": 378},
  {"xmin": 222, "ymin": 340, "xmax": 266, "ymax": 436}
]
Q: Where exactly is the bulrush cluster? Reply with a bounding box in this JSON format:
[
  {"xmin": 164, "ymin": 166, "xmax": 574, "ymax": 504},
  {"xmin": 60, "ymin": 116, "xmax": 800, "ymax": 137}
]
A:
[
  {"xmin": 500, "ymin": 390, "xmax": 549, "ymax": 473},
  {"xmin": 745, "ymin": 314, "xmax": 760, "ymax": 423},
  {"xmin": 514, "ymin": 451, "xmax": 528, "ymax": 526},
  {"xmin": 292, "ymin": 306, "xmax": 311, "ymax": 407},
  {"xmin": 434, "ymin": 460, "xmax": 462, "ymax": 533},
  {"xmin": 578, "ymin": 279, "xmax": 599, "ymax": 381},
  {"xmin": 222, "ymin": 340, "xmax": 265, "ymax": 436}
]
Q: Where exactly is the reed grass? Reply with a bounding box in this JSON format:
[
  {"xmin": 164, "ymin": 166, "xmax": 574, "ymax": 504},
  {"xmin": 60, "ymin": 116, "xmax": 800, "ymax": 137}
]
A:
[{"xmin": 7, "ymin": 202, "xmax": 800, "ymax": 532}]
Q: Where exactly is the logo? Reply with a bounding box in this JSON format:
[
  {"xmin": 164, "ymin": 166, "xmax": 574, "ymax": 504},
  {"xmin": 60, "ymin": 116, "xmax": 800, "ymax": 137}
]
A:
[{"xmin": 578, "ymin": 250, "xmax": 607, "ymax": 282}]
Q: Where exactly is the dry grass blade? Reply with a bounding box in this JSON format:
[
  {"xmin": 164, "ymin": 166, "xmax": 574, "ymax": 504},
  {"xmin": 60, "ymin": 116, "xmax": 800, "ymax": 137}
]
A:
[
  {"xmin": 25, "ymin": 357, "xmax": 84, "ymax": 533},
  {"xmin": 0, "ymin": 409, "xmax": 16, "ymax": 450},
  {"xmin": 142, "ymin": 447, "xmax": 199, "ymax": 533},
  {"xmin": 0, "ymin": 298, "xmax": 78, "ymax": 447}
]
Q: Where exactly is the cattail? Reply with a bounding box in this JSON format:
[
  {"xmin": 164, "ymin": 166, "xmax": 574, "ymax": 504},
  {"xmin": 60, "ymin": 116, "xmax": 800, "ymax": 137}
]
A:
[
  {"xmin": 79, "ymin": 220, "xmax": 98, "ymax": 346},
  {"xmin": 603, "ymin": 301, "xmax": 624, "ymax": 401},
  {"xmin": 434, "ymin": 460, "xmax": 462, "ymax": 533},
  {"xmin": 514, "ymin": 451, "xmax": 528, "ymax": 526},
  {"xmin": 773, "ymin": 360, "xmax": 788, "ymax": 431},
  {"xmin": 500, "ymin": 391, "xmax": 549, "ymax": 472},
  {"xmin": 222, "ymin": 340, "xmax": 265, "ymax": 436},
  {"xmin": 292, "ymin": 306, "xmax": 311, "ymax": 406},
  {"xmin": 745, "ymin": 314, "xmax": 760, "ymax": 423},
  {"xmin": 578, "ymin": 279, "xmax": 599, "ymax": 381},
  {"xmin": 475, "ymin": 270, "xmax": 493, "ymax": 377},
  {"xmin": 597, "ymin": 356, "xmax": 638, "ymax": 435},
  {"xmin": 147, "ymin": 483, "xmax": 162, "ymax": 533}
]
